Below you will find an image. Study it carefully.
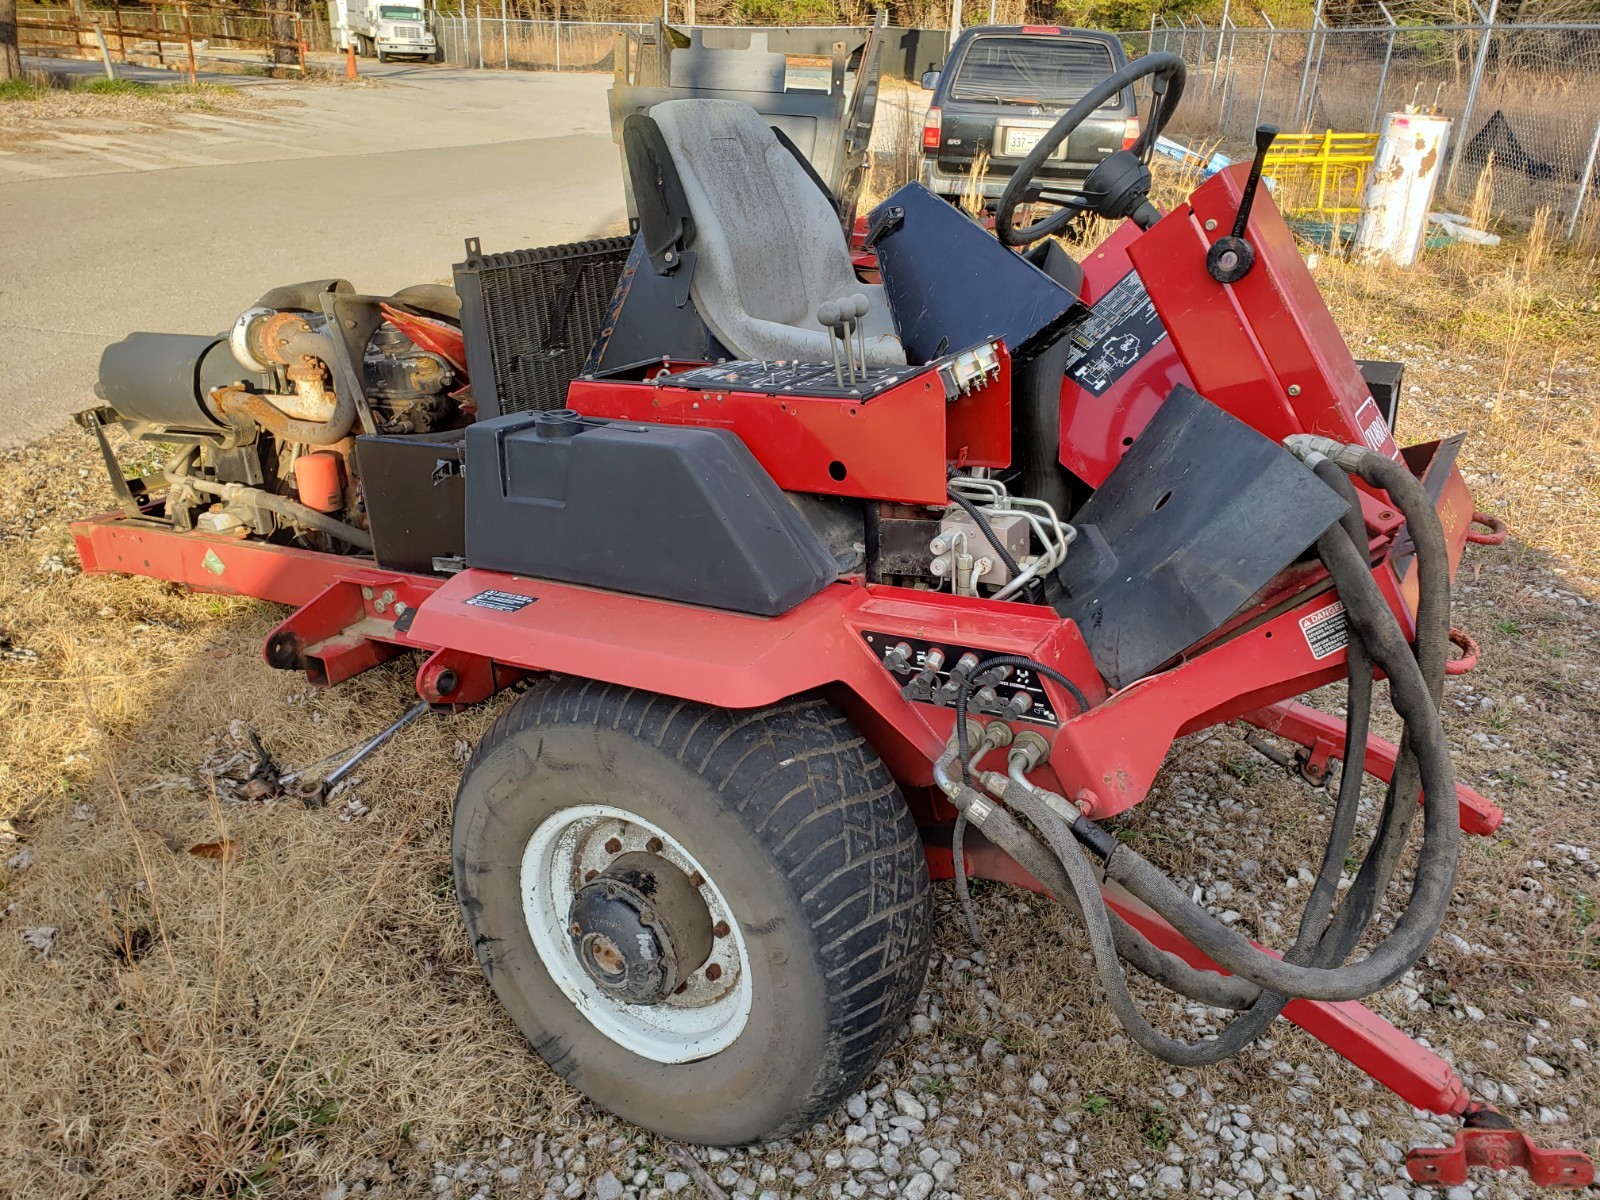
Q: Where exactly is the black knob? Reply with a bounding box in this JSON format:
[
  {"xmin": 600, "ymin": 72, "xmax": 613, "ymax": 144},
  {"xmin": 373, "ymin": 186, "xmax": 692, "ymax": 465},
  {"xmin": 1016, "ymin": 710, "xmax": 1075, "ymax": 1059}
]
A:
[{"xmin": 1207, "ymin": 124, "xmax": 1279, "ymax": 285}]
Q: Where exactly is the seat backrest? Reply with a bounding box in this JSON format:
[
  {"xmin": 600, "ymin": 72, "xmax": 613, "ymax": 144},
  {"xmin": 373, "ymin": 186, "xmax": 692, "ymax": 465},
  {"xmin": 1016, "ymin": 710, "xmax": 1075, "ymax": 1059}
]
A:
[
  {"xmin": 649, "ymin": 99, "xmax": 861, "ymax": 343},
  {"xmin": 670, "ymin": 32, "xmax": 787, "ymax": 92}
]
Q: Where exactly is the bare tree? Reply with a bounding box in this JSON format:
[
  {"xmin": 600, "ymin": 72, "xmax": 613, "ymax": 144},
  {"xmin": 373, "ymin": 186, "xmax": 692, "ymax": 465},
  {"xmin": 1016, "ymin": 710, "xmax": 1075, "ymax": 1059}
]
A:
[{"xmin": 0, "ymin": 0, "xmax": 23, "ymax": 82}]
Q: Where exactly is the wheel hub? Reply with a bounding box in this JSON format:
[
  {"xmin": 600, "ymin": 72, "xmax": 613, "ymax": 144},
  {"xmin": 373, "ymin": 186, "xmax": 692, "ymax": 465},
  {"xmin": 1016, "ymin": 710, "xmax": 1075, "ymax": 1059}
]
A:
[{"xmin": 567, "ymin": 851, "xmax": 714, "ymax": 1005}]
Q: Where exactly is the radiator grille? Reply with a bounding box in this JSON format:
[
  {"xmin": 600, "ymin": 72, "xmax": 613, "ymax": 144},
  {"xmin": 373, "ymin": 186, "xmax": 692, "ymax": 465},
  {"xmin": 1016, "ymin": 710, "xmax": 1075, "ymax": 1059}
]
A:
[{"xmin": 454, "ymin": 236, "xmax": 634, "ymax": 419}]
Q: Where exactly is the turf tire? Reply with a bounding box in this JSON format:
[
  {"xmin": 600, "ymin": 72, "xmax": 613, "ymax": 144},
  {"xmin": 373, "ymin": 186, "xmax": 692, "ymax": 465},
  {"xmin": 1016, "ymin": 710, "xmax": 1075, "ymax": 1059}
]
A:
[{"xmin": 453, "ymin": 678, "xmax": 933, "ymax": 1144}]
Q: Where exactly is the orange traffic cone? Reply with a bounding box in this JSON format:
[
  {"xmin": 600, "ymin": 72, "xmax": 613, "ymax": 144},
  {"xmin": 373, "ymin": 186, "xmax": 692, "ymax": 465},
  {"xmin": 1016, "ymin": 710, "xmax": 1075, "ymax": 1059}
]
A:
[{"xmin": 346, "ymin": 41, "xmax": 358, "ymax": 79}]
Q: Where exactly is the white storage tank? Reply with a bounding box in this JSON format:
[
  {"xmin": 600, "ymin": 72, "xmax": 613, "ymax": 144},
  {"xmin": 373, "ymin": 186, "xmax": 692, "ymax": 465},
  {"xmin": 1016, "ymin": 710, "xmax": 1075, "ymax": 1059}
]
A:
[{"xmin": 1354, "ymin": 110, "xmax": 1453, "ymax": 267}]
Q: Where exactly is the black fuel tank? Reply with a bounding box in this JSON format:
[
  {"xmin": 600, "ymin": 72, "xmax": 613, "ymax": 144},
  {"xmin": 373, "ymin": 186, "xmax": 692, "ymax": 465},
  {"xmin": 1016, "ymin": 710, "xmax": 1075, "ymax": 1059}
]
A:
[{"xmin": 465, "ymin": 410, "xmax": 839, "ymax": 617}]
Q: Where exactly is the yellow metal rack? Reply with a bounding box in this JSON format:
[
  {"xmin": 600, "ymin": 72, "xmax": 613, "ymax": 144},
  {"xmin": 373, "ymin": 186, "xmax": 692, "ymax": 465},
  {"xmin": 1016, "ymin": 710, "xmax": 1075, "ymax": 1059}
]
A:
[{"xmin": 1262, "ymin": 131, "xmax": 1380, "ymax": 216}]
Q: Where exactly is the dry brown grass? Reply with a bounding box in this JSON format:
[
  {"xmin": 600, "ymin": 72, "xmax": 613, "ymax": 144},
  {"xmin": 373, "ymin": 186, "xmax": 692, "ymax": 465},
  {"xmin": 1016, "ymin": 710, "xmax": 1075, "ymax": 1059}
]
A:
[
  {"xmin": 1, "ymin": 185, "xmax": 1599, "ymax": 1198},
  {"xmin": 0, "ymin": 436, "xmax": 582, "ymax": 1196}
]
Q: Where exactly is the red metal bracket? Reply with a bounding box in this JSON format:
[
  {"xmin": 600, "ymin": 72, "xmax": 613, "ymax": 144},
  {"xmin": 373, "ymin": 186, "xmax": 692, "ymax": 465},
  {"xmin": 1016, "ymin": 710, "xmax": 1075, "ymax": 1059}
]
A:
[
  {"xmin": 264, "ymin": 577, "xmax": 439, "ymax": 688},
  {"xmin": 1407, "ymin": 1110, "xmax": 1594, "ymax": 1189},
  {"xmin": 1245, "ymin": 700, "xmax": 1504, "ymax": 836},
  {"xmin": 417, "ymin": 647, "xmax": 527, "ymax": 710}
]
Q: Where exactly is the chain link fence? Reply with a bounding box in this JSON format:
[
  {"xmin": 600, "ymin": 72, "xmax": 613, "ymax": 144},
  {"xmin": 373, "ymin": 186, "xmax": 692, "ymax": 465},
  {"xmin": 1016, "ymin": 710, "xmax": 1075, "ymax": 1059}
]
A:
[
  {"xmin": 1119, "ymin": 19, "xmax": 1600, "ymax": 239},
  {"xmin": 433, "ymin": 14, "xmax": 649, "ymax": 71}
]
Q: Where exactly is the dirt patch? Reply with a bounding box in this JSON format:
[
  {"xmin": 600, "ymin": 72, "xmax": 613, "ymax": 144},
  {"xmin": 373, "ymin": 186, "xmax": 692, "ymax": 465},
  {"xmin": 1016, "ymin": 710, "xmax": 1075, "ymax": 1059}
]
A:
[
  {"xmin": 0, "ymin": 82, "xmax": 274, "ymax": 126},
  {"xmin": 0, "ymin": 82, "xmax": 294, "ymax": 153}
]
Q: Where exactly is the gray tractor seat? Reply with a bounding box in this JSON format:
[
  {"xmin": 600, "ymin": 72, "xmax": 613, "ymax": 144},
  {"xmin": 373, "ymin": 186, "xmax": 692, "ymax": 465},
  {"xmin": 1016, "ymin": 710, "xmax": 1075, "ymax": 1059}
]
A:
[{"xmin": 648, "ymin": 98, "xmax": 906, "ymax": 368}]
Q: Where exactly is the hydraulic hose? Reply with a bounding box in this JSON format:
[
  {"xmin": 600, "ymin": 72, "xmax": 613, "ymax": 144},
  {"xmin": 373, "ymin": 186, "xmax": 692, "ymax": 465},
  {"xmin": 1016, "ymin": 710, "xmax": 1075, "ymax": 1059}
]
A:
[
  {"xmin": 942, "ymin": 441, "xmax": 1460, "ymax": 1059},
  {"xmin": 999, "ymin": 776, "xmax": 1271, "ymax": 1065},
  {"xmin": 1097, "ymin": 459, "xmax": 1378, "ymax": 1063},
  {"xmin": 1097, "ymin": 492, "xmax": 1457, "ymax": 1002},
  {"xmin": 169, "ymin": 465, "xmax": 374, "ymax": 551},
  {"xmin": 1301, "ymin": 444, "xmax": 1453, "ymax": 953},
  {"xmin": 935, "ymin": 744, "xmax": 1262, "ymax": 1012}
]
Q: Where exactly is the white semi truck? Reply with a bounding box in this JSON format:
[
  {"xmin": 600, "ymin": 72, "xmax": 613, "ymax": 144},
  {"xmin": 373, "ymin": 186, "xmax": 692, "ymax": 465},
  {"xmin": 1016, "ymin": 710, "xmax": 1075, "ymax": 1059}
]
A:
[{"xmin": 329, "ymin": 0, "xmax": 437, "ymax": 62}]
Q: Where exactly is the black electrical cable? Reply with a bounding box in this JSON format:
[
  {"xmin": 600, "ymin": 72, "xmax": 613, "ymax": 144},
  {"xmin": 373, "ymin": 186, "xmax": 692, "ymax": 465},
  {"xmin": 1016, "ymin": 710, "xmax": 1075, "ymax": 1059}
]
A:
[
  {"xmin": 961, "ymin": 654, "xmax": 1093, "ymax": 721},
  {"xmin": 945, "ymin": 486, "xmax": 1047, "ymax": 605}
]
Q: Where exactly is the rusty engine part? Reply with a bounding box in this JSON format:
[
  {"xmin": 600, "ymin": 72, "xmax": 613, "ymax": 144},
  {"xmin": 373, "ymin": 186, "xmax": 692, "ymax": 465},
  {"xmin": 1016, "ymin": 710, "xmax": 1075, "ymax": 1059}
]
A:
[{"xmin": 92, "ymin": 280, "xmax": 466, "ymax": 556}]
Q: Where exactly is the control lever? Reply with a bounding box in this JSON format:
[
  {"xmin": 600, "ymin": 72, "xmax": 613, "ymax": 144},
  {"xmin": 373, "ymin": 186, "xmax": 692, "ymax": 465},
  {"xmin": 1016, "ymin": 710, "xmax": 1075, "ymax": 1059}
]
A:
[
  {"xmin": 848, "ymin": 293, "xmax": 870, "ymax": 375},
  {"xmin": 817, "ymin": 300, "xmax": 846, "ymax": 386},
  {"xmin": 1206, "ymin": 124, "xmax": 1278, "ymax": 285},
  {"xmin": 817, "ymin": 294, "xmax": 874, "ymax": 387}
]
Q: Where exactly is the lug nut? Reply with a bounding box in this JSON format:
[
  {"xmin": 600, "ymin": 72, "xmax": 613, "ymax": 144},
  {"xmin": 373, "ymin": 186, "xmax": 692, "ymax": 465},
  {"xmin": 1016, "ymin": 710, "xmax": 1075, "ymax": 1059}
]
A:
[
  {"xmin": 705, "ymin": 963, "xmax": 723, "ymax": 981},
  {"xmin": 583, "ymin": 869, "xmax": 598, "ymax": 882},
  {"xmin": 604, "ymin": 837, "xmax": 622, "ymax": 854},
  {"xmin": 569, "ymin": 922, "xmax": 581, "ymax": 936},
  {"xmin": 714, "ymin": 920, "xmax": 731, "ymax": 938},
  {"xmin": 674, "ymin": 982, "xmax": 688, "ymax": 995},
  {"xmin": 689, "ymin": 871, "xmax": 705, "ymax": 888},
  {"xmin": 646, "ymin": 836, "xmax": 663, "ymax": 853}
]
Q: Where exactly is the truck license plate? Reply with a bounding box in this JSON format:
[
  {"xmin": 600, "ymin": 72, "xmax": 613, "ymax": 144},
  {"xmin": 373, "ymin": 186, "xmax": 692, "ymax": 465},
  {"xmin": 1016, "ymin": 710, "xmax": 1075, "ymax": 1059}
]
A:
[{"xmin": 1003, "ymin": 128, "xmax": 1044, "ymax": 157}]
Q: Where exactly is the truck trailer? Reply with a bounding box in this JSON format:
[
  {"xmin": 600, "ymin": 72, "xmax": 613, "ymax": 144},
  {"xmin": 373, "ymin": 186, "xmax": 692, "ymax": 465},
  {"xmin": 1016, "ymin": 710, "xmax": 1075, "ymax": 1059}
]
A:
[{"xmin": 329, "ymin": 0, "xmax": 437, "ymax": 62}]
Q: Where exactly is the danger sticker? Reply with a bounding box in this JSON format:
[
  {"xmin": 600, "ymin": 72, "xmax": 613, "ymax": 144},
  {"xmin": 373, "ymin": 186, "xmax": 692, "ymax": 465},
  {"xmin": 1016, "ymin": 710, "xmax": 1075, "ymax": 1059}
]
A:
[
  {"xmin": 465, "ymin": 589, "xmax": 537, "ymax": 613},
  {"xmin": 1299, "ymin": 600, "xmax": 1349, "ymax": 660}
]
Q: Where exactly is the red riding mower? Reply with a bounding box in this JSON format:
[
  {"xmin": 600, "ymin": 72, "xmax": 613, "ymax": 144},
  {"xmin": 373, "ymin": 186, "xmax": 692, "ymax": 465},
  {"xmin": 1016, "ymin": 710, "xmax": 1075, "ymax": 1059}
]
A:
[{"xmin": 71, "ymin": 54, "xmax": 1593, "ymax": 1188}]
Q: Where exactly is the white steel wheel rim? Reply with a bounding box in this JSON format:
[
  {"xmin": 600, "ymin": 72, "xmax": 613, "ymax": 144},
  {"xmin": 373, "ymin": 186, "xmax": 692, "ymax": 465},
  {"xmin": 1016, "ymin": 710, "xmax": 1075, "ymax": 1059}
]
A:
[{"xmin": 520, "ymin": 802, "xmax": 753, "ymax": 1063}]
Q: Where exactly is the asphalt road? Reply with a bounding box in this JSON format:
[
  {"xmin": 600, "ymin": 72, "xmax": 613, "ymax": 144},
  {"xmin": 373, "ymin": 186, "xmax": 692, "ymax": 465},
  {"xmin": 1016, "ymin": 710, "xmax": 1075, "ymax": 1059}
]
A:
[{"xmin": 0, "ymin": 62, "xmax": 628, "ymax": 445}]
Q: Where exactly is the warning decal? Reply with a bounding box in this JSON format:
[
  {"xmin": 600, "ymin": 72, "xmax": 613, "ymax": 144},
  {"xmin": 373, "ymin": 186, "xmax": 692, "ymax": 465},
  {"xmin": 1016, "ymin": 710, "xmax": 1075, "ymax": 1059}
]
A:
[
  {"xmin": 465, "ymin": 589, "xmax": 538, "ymax": 613},
  {"xmin": 1299, "ymin": 600, "xmax": 1349, "ymax": 660},
  {"xmin": 1062, "ymin": 269, "xmax": 1168, "ymax": 396}
]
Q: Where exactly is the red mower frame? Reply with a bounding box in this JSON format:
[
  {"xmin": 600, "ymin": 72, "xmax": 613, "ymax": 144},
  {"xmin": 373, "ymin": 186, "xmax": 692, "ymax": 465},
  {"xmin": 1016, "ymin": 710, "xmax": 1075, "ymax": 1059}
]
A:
[{"xmin": 70, "ymin": 163, "xmax": 1593, "ymax": 1189}]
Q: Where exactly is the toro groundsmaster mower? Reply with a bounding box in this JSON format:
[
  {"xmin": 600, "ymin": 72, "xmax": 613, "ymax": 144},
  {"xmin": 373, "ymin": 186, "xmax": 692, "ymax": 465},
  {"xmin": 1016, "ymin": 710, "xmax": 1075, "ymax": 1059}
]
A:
[{"xmin": 70, "ymin": 54, "xmax": 1594, "ymax": 1189}]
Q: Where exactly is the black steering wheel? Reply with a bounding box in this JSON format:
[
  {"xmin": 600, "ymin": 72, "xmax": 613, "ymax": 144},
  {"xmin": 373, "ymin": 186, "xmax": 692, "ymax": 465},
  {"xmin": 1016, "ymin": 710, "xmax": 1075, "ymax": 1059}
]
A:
[{"xmin": 995, "ymin": 52, "xmax": 1187, "ymax": 247}]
